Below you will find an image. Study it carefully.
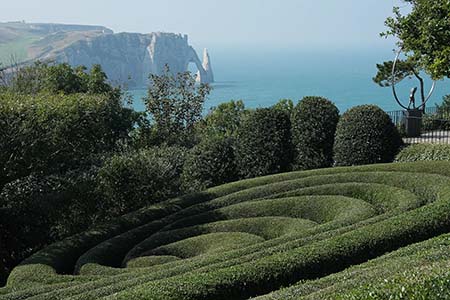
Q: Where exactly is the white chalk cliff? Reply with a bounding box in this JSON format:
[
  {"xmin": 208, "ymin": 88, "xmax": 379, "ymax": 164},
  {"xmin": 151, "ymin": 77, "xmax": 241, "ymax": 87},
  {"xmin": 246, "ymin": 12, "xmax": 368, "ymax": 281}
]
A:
[
  {"xmin": 197, "ymin": 48, "xmax": 214, "ymax": 83},
  {"xmin": 0, "ymin": 23, "xmax": 214, "ymax": 87},
  {"xmin": 52, "ymin": 32, "xmax": 214, "ymax": 86}
]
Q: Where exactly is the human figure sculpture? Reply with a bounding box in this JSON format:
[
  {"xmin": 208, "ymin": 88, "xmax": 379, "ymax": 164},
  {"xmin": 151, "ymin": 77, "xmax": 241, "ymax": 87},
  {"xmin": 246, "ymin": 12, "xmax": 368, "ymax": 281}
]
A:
[{"xmin": 408, "ymin": 87, "xmax": 418, "ymax": 109}]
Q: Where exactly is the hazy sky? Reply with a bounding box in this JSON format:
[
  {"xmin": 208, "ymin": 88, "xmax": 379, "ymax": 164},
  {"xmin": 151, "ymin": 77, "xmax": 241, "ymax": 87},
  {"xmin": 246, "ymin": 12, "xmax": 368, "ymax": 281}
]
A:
[{"xmin": 1, "ymin": 0, "xmax": 407, "ymax": 50}]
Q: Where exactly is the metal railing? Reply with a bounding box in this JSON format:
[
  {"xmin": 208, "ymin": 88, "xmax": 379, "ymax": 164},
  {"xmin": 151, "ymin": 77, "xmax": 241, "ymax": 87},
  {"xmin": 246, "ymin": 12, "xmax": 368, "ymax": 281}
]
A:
[{"xmin": 387, "ymin": 107, "xmax": 450, "ymax": 144}]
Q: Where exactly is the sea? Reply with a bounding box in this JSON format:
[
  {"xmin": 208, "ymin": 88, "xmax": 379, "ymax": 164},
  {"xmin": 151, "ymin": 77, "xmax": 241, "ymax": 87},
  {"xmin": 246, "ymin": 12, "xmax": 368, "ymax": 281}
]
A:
[{"xmin": 129, "ymin": 48, "xmax": 448, "ymax": 114}]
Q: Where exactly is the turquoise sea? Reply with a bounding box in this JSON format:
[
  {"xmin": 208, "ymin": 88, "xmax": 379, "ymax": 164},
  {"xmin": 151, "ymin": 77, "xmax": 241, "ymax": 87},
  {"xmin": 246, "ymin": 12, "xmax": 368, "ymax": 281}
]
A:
[{"xmin": 129, "ymin": 48, "xmax": 448, "ymax": 113}]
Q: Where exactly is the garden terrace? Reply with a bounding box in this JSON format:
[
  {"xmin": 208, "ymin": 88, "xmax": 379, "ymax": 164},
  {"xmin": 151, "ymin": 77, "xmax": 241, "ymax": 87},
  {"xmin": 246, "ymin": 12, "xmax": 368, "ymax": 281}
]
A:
[{"xmin": 2, "ymin": 161, "xmax": 450, "ymax": 299}]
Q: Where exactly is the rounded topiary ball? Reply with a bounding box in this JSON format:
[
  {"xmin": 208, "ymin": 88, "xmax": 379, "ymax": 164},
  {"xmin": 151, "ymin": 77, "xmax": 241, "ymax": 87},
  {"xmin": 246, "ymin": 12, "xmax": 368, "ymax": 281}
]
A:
[
  {"xmin": 334, "ymin": 105, "xmax": 403, "ymax": 166},
  {"xmin": 236, "ymin": 108, "xmax": 293, "ymax": 178},
  {"xmin": 292, "ymin": 96, "xmax": 339, "ymax": 170},
  {"xmin": 181, "ymin": 137, "xmax": 238, "ymax": 193}
]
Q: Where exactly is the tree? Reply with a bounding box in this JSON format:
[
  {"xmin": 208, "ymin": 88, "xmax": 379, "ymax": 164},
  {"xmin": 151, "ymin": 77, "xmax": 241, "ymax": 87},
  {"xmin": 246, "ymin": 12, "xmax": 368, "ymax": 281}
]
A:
[
  {"xmin": 41, "ymin": 63, "xmax": 85, "ymax": 94},
  {"xmin": 382, "ymin": 0, "xmax": 450, "ymax": 80},
  {"xmin": 0, "ymin": 92, "xmax": 135, "ymax": 187},
  {"xmin": 199, "ymin": 100, "xmax": 247, "ymax": 139},
  {"xmin": 143, "ymin": 66, "xmax": 211, "ymax": 146},
  {"xmin": 86, "ymin": 64, "xmax": 121, "ymax": 99},
  {"xmin": 373, "ymin": 60, "xmax": 427, "ymax": 109}
]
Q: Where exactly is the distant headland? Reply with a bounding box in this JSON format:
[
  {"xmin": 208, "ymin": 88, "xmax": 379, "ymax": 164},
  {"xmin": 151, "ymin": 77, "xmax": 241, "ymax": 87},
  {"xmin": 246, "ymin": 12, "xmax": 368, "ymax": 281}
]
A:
[{"xmin": 0, "ymin": 21, "xmax": 214, "ymax": 86}]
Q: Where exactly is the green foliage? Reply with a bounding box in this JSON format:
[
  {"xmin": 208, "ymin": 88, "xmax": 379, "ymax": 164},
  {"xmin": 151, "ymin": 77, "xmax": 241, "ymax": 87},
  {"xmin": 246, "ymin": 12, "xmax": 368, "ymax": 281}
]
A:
[
  {"xmin": 0, "ymin": 62, "xmax": 137, "ymax": 286},
  {"xmin": 256, "ymin": 232, "xmax": 450, "ymax": 300},
  {"xmin": 236, "ymin": 108, "xmax": 294, "ymax": 178},
  {"xmin": 335, "ymin": 268, "xmax": 450, "ymax": 300},
  {"xmin": 4, "ymin": 162, "xmax": 450, "ymax": 299},
  {"xmin": 396, "ymin": 144, "xmax": 450, "ymax": 162},
  {"xmin": 181, "ymin": 137, "xmax": 238, "ymax": 193},
  {"xmin": 0, "ymin": 92, "xmax": 135, "ymax": 187},
  {"xmin": 0, "ymin": 169, "xmax": 100, "ymax": 288},
  {"xmin": 334, "ymin": 105, "xmax": 403, "ymax": 166},
  {"xmin": 142, "ymin": 67, "xmax": 211, "ymax": 146},
  {"xmin": 272, "ymin": 99, "xmax": 294, "ymax": 116},
  {"xmin": 127, "ymin": 256, "xmax": 180, "ymax": 269},
  {"xmin": 438, "ymin": 95, "xmax": 450, "ymax": 112},
  {"xmin": 96, "ymin": 146, "xmax": 187, "ymax": 217},
  {"xmin": 421, "ymin": 95, "xmax": 450, "ymax": 131},
  {"xmin": 373, "ymin": 60, "xmax": 422, "ymax": 87},
  {"xmin": 292, "ymin": 96, "xmax": 339, "ymax": 170},
  {"xmin": 373, "ymin": 59, "xmax": 427, "ymax": 109},
  {"xmin": 5, "ymin": 62, "xmax": 121, "ymax": 99},
  {"xmin": 0, "ymin": 208, "xmax": 16, "ymax": 287},
  {"xmin": 383, "ymin": 0, "xmax": 450, "ymax": 80},
  {"xmin": 149, "ymin": 232, "xmax": 266, "ymax": 259},
  {"xmin": 199, "ymin": 100, "xmax": 247, "ymax": 139},
  {"xmin": 1, "ymin": 170, "xmax": 99, "ymax": 242}
]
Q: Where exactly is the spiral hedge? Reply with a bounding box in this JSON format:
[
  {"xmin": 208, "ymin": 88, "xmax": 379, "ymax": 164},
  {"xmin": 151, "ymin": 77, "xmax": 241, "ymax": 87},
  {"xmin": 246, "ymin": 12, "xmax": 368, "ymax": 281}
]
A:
[{"xmin": 2, "ymin": 161, "xmax": 450, "ymax": 299}]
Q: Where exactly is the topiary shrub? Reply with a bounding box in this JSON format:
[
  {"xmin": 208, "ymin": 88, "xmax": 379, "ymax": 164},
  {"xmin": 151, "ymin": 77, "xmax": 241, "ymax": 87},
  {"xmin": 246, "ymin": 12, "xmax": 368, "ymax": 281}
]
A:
[
  {"xmin": 292, "ymin": 96, "xmax": 339, "ymax": 170},
  {"xmin": 181, "ymin": 137, "xmax": 238, "ymax": 193},
  {"xmin": 96, "ymin": 146, "xmax": 187, "ymax": 217},
  {"xmin": 334, "ymin": 105, "xmax": 403, "ymax": 166},
  {"xmin": 236, "ymin": 108, "xmax": 293, "ymax": 178}
]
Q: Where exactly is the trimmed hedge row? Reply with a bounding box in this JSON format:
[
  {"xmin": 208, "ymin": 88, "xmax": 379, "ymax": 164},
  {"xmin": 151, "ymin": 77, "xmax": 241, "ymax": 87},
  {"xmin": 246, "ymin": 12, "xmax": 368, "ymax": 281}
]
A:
[
  {"xmin": 109, "ymin": 190, "xmax": 450, "ymax": 300},
  {"xmin": 396, "ymin": 143, "xmax": 450, "ymax": 162},
  {"xmin": 2, "ymin": 162, "xmax": 450, "ymax": 299},
  {"xmin": 254, "ymin": 233, "xmax": 450, "ymax": 299}
]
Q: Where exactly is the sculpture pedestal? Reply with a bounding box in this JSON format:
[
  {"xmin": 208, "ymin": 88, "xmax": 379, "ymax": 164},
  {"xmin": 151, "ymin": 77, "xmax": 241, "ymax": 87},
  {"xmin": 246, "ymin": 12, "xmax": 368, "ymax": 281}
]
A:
[{"xmin": 404, "ymin": 109, "xmax": 423, "ymax": 138}]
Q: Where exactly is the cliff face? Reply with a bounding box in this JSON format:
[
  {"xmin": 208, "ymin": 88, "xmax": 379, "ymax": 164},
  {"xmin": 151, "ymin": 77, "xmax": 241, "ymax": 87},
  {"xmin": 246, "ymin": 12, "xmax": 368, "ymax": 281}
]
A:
[
  {"xmin": 0, "ymin": 22, "xmax": 214, "ymax": 87},
  {"xmin": 41, "ymin": 31, "xmax": 213, "ymax": 86}
]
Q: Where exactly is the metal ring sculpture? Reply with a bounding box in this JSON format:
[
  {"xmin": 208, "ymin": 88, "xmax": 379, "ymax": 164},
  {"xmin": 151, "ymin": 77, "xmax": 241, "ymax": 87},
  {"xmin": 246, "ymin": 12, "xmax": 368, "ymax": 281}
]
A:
[{"xmin": 391, "ymin": 49, "xmax": 436, "ymax": 110}]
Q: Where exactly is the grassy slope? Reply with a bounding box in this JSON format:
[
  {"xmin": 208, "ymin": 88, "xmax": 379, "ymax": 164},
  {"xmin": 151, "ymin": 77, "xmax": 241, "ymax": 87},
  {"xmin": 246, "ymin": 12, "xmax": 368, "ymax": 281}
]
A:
[
  {"xmin": 0, "ymin": 23, "xmax": 105, "ymax": 66},
  {"xmin": 0, "ymin": 34, "xmax": 40, "ymax": 65}
]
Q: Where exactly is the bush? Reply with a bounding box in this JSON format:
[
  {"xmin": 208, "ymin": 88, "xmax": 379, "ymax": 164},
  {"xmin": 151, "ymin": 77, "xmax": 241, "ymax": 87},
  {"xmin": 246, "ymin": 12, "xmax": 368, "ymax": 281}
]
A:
[
  {"xmin": 0, "ymin": 169, "xmax": 99, "ymax": 286},
  {"xmin": 181, "ymin": 137, "xmax": 238, "ymax": 193},
  {"xmin": 422, "ymin": 114, "xmax": 450, "ymax": 131},
  {"xmin": 396, "ymin": 144, "xmax": 450, "ymax": 162},
  {"xmin": 236, "ymin": 108, "xmax": 293, "ymax": 178},
  {"xmin": 0, "ymin": 208, "xmax": 16, "ymax": 287},
  {"xmin": 0, "ymin": 92, "xmax": 135, "ymax": 187},
  {"xmin": 334, "ymin": 105, "xmax": 403, "ymax": 166},
  {"xmin": 292, "ymin": 96, "xmax": 339, "ymax": 170},
  {"xmin": 96, "ymin": 146, "xmax": 187, "ymax": 217}
]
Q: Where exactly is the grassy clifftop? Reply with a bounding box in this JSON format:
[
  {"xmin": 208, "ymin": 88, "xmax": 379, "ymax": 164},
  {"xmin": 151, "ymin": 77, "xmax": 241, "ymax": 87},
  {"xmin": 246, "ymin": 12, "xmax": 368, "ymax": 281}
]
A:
[{"xmin": 0, "ymin": 22, "xmax": 111, "ymax": 66}]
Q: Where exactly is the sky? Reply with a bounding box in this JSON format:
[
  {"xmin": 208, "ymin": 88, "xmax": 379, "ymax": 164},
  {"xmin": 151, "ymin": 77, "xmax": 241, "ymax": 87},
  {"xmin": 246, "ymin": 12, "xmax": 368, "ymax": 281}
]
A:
[{"xmin": 1, "ymin": 0, "xmax": 407, "ymax": 51}]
